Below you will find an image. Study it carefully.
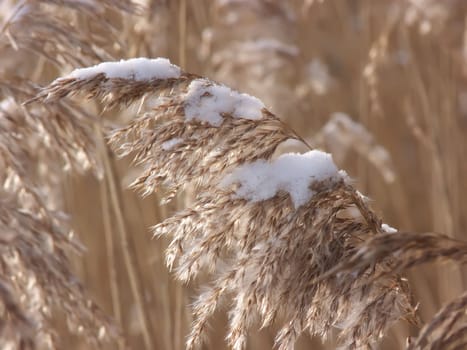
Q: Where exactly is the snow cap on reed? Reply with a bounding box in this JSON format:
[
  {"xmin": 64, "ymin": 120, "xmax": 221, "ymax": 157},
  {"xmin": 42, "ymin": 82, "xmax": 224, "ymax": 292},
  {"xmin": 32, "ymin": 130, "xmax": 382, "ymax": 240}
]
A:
[
  {"xmin": 184, "ymin": 78, "xmax": 265, "ymax": 126},
  {"xmin": 68, "ymin": 57, "xmax": 181, "ymax": 81},
  {"xmin": 221, "ymin": 150, "xmax": 344, "ymax": 208}
]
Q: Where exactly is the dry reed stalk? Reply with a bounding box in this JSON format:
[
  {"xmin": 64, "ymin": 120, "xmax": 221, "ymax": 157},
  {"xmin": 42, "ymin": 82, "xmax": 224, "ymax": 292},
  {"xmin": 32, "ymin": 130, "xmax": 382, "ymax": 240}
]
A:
[
  {"xmin": 1, "ymin": 2, "xmax": 165, "ymax": 345},
  {"xmin": 0, "ymin": 82, "xmax": 118, "ymax": 348},
  {"xmin": 407, "ymin": 290, "xmax": 467, "ymax": 350},
  {"xmin": 96, "ymin": 125, "xmax": 156, "ymax": 350},
  {"xmin": 297, "ymin": 0, "xmax": 466, "ymax": 322},
  {"xmin": 98, "ymin": 162, "xmax": 125, "ymax": 350},
  {"xmin": 31, "ymin": 58, "xmax": 467, "ymax": 350},
  {"xmin": 0, "ymin": 2, "xmax": 141, "ymax": 346},
  {"xmin": 0, "ymin": 0, "xmax": 139, "ymax": 70}
]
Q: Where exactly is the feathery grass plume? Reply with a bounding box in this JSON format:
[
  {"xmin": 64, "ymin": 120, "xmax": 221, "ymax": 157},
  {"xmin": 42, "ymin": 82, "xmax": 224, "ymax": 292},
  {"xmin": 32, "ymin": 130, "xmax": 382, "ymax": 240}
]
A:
[
  {"xmin": 0, "ymin": 0, "xmax": 139, "ymax": 70},
  {"xmin": 1, "ymin": 78, "xmax": 100, "ymax": 175},
  {"xmin": 31, "ymin": 57, "xmax": 433, "ymax": 350},
  {"xmin": 317, "ymin": 231, "xmax": 467, "ymax": 285},
  {"xmin": 32, "ymin": 57, "xmax": 298, "ymax": 199},
  {"xmin": 0, "ymin": 92, "xmax": 118, "ymax": 348},
  {"xmin": 0, "ymin": 276, "xmax": 34, "ymax": 348},
  {"xmin": 407, "ymin": 290, "xmax": 467, "ymax": 350}
]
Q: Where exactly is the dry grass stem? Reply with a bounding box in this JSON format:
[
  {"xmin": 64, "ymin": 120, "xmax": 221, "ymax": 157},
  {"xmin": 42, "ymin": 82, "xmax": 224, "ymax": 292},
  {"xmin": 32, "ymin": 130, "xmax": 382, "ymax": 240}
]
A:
[
  {"xmin": 0, "ymin": 84, "xmax": 118, "ymax": 348},
  {"xmin": 407, "ymin": 290, "xmax": 467, "ymax": 350}
]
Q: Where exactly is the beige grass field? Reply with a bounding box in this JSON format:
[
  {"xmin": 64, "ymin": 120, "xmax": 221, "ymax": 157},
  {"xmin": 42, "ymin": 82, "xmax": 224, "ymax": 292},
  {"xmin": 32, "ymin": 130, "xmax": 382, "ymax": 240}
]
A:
[{"xmin": 2, "ymin": 0, "xmax": 467, "ymax": 349}]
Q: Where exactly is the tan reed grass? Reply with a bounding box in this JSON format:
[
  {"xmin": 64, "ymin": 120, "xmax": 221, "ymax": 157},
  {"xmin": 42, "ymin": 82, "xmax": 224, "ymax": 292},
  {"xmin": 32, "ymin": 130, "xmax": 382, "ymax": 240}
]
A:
[
  {"xmin": 2, "ymin": 0, "xmax": 467, "ymax": 349},
  {"xmin": 30, "ymin": 60, "xmax": 467, "ymax": 350}
]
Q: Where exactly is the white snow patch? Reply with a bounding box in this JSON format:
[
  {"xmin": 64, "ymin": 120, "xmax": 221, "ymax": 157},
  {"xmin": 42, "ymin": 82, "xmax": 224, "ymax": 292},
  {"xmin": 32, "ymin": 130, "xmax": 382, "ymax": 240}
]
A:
[
  {"xmin": 0, "ymin": 97, "xmax": 16, "ymax": 114},
  {"xmin": 68, "ymin": 57, "xmax": 181, "ymax": 81},
  {"xmin": 381, "ymin": 223, "xmax": 397, "ymax": 234},
  {"xmin": 221, "ymin": 150, "xmax": 342, "ymax": 208},
  {"xmin": 184, "ymin": 79, "xmax": 264, "ymax": 126},
  {"xmin": 162, "ymin": 138, "xmax": 183, "ymax": 151}
]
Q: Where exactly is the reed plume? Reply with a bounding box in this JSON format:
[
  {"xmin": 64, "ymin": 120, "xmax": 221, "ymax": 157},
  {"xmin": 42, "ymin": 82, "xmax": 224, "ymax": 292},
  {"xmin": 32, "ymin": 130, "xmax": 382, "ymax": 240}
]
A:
[
  {"xmin": 31, "ymin": 57, "xmax": 467, "ymax": 350},
  {"xmin": 407, "ymin": 290, "xmax": 467, "ymax": 350},
  {"xmin": 0, "ymin": 1, "xmax": 139, "ymax": 347},
  {"xmin": 0, "ymin": 80, "xmax": 116, "ymax": 348}
]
